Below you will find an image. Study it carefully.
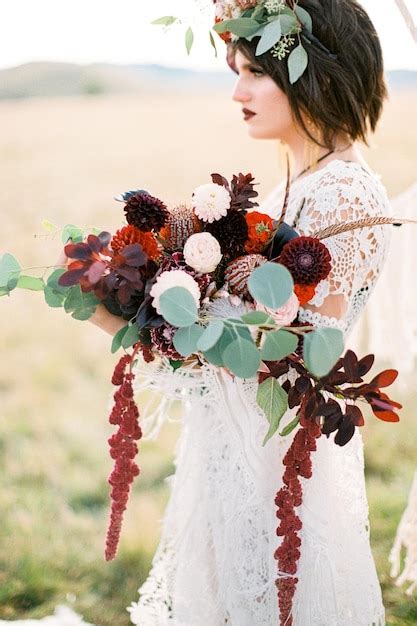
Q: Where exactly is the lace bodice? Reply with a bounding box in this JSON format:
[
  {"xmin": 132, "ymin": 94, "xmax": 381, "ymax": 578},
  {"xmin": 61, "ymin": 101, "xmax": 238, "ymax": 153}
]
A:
[{"xmin": 260, "ymin": 159, "xmax": 392, "ymax": 339}]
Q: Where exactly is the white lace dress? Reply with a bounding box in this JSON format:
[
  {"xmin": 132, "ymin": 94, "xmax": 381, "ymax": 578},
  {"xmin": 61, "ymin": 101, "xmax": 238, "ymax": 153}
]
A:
[{"xmin": 127, "ymin": 160, "xmax": 393, "ymax": 626}]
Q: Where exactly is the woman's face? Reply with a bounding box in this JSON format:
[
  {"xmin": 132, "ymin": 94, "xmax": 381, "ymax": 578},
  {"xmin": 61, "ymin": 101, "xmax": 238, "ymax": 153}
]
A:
[{"xmin": 231, "ymin": 49, "xmax": 296, "ymax": 142}]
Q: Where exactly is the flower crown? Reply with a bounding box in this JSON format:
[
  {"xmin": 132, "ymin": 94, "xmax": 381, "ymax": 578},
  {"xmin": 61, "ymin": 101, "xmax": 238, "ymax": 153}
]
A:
[{"xmin": 152, "ymin": 0, "xmax": 338, "ymax": 84}]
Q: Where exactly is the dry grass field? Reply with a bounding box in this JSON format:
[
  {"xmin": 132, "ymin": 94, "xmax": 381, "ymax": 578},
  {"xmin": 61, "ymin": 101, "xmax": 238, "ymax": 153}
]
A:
[{"xmin": 0, "ymin": 86, "xmax": 417, "ymax": 625}]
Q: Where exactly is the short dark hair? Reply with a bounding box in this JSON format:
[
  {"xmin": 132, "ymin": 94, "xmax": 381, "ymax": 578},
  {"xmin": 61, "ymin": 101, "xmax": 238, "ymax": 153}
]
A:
[{"xmin": 228, "ymin": 0, "xmax": 388, "ymax": 149}]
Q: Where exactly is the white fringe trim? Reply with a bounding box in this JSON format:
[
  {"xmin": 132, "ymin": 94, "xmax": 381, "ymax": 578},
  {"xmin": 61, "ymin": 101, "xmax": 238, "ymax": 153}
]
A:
[{"xmin": 389, "ymin": 470, "xmax": 417, "ymax": 595}]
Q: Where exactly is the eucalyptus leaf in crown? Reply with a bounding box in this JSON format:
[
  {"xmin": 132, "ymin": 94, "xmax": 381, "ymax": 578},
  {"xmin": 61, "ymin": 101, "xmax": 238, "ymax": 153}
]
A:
[{"xmin": 151, "ymin": 0, "xmax": 335, "ymax": 84}]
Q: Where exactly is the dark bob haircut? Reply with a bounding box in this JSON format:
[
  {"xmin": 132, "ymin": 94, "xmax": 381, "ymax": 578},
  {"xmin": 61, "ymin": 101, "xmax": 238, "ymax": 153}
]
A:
[{"xmin": 227, "ymin": 0, "xmax": 388, "ymax": 150}]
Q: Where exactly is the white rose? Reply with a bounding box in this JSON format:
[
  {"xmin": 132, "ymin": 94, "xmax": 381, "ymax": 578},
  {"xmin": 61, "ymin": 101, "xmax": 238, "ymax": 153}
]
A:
[
  {"xmin": 150, "ymin": 269, "xmax": 201, "ymax": 315},
  {"xmin": 192, "ymin": 183, "xmax": 231, "ymax": 223},
  {"xmin": 183, "ymin": 232, "xmax": 223, "ymax": 274},
  {"xmin": 255, "ymin": 292, "xmax": 300, "ymax": 327}
]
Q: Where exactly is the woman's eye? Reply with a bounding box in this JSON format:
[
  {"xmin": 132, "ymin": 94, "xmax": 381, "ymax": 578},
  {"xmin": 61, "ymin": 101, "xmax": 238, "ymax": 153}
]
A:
[{"xmin": 250, "ymin": 67, "xmax": 264, "ymax": 77}]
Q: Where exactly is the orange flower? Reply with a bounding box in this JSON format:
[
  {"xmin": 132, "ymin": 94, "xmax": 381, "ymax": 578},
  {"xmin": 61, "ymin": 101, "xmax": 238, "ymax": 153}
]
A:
[
  {"xmin": 214, "ymin": 16, "xmax": 232, "ymax": 43},
  {"xmin": 294, "ymin": 283, "xmax": 316, "ymax": 305},
  {"xmin": 111, "ymin": 224, "xmax": 162, "ymax": 261},
  {"xmin": 244, "ymin": 211, "xmax": 273, "ymax": 254}
]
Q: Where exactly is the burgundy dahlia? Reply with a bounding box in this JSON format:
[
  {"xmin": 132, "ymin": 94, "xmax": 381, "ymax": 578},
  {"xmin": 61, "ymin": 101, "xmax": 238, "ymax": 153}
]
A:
[
  {"xmin": 279, "ymin": 236, "xmax": 331, "ymax": 285},
  {"xmin": 205, "ymin": 210, "xmax": 249, "ymax": 259},
  {"xmin": 124, "ymin": 192, "xmax": 169, "ymax": 232},
  {"xmin": 150, "ymin": 323, "xmax": 183, "ymax": 360},
  {"xmin": 159, "ymin": 251, "xmax": 212, "ymax": 300}
]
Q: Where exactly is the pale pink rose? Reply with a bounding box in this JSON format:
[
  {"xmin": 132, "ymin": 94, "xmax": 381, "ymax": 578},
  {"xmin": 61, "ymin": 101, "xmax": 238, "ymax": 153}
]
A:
[{"xmin": 255, "ymin": 292, "xmax": 300, "ymax": 327}]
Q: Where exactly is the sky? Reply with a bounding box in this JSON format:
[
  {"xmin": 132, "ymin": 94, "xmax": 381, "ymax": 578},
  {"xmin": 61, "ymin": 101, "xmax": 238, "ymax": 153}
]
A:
[{"xmin": 1, "ymin": 0, "xmax": 416, "ymax": 72}]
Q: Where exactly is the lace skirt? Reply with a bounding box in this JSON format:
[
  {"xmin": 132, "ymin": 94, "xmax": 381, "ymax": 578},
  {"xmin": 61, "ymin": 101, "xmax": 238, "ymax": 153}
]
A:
[{"xmin": 127, "ymin": 356, "xmax": 385, "ymax": 626}]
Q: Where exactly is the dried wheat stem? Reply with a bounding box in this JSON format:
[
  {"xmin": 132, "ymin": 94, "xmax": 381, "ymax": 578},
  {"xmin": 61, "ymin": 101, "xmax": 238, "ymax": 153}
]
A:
[{"xmin": 312, "ymin": 216, "xmax": 417, "ymax": 240}]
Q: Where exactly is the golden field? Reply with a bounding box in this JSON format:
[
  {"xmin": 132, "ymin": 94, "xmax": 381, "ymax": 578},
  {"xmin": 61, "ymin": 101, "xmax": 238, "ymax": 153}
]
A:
[{"xmin": 0, "ymin": 86, "xmax": 417, "ymax": 625}]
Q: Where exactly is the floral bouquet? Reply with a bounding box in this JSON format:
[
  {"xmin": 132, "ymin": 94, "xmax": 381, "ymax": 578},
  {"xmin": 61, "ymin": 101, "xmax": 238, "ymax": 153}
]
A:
[{"xmin": 1, "ymin": 169, "xmax": 414, "ymax": 626}]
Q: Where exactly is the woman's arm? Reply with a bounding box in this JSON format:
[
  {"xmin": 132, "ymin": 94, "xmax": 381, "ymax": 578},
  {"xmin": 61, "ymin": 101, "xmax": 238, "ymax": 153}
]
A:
[{"xmin": 88, "ymin": 303, "xmax": 129, "ymax": 337}]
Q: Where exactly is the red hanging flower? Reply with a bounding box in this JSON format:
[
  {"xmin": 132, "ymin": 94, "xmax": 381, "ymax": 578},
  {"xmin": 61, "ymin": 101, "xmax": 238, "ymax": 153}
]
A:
[
  {"xmin": 105, "ymin": 344, "xmax": 143, "ymax": 561},
  {"xmin": 274, "ymin": 404, "xmax": 321, "ymax": 626}
]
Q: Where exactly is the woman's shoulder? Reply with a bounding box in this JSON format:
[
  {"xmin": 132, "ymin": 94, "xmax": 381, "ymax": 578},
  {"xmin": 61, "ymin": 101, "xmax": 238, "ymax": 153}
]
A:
[{"xmin": 303, "ymin": 159, "xmax": 392, "ymax": 218}]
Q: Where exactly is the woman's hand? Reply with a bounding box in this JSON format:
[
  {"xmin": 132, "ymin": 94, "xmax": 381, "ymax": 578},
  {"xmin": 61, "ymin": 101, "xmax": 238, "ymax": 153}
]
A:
[{"xmin": 54, "ymin": 239, "xmax": 128, "ymax": 338}]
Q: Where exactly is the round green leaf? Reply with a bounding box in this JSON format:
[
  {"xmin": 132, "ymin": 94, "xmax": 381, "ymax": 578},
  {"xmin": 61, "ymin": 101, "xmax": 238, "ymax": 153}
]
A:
[
  {"xmin": 41, "ymin": 219, "xmax": 57, "ymax": 233},
  {"xmin": 197, "ymin": 319, "xmax": 224, "ymax": 352},
  {"xmin": 303, "ymin": 327, "xmax": 344, "ymax": 377},
  {"xmin": 255, "ymin": 19, "xmax": 282, "ymax": 55},
  {"xmin": 159, "ymin": 286, "xmax": 198, "ymax": 328},
  {"xmin": 247, "ymin": 262, "xmax": 294, "ymax": 310},
  {"xmin": 63, "ymin": 285, "xmax": 100, "ymax": 319},
  {"xmin": 260, "ymin": 329, "xmax": 298, "ymax": 361},
  {"xmin": 16, "ymin": 275, "xmax": 45, "ymax": 291},
  {"xmin": 61, "ymin": 224, "xmax": 84, "ymax": 244},
  {"xmin": 280, "ymin": 14, "xmax": 298, "ymax": 35},
  {"xmin": 151, "ymin": 16, "xmax": 178, "ymax": 26},
  {"xmin": 222, "ymin": 338, "xmax": 261, "ymax": 379},
  {"xmin": 173, "ymin": 324, "xmax": 205, "ymax": 357},
  {"xmin": 280, "ymin": 415, "xmax": 300, "ymax": 437},
  {"xmin": 0, "ymin": 253, "xmax": 21, "ymax": 290},
  {"xmin": 44, "ymin": 269, "xmax": 69, "ymax": 307},
  {"xmin": 112, "ymin": 325, "xmax": 129, "ymax": 354},
  {"xmin": 256, "ymin": 376, "xmax": 288, "ymax": 446},
  {"xmin": 241, "ymin": 311, "xmax": 272, "ymax": 326},
  {"xmin": 122, "ymin": 323, "xmax": 140, "ymax": 350},
  {"xmin": 185, "ymin": 26, "xmax": 194, "ymax": 55},
  {"xmin": 214, "ymin": 17, "xmax": 262, "ymax": 37},
  {"xmin": 294, "ymin": 5, "xmax": 312, "ymax": 32},
  {"xmin": 288, "ymin": 44, "xmax": 308, "ymax": 84},
  {"xmin": 209, "ymin": 30, "xmax": 218, "ymax": 57}
]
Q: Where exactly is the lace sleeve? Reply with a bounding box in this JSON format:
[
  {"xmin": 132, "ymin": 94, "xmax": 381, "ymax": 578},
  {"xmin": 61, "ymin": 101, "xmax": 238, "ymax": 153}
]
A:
[{"xmin": 294, "ymin": 164, "xmax": 391, "ymax": 338}]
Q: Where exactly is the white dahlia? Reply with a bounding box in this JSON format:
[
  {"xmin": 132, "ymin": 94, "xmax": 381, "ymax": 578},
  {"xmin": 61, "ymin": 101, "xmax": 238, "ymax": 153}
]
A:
[
  {"xmin": 183, "ymin": 232, "xmax": 223, "ymax": 273},
  {"xmin": 150, "ymin": 269, "xmax": 201, "ymax": 315},
  {"xmin": 192, "ymin": 183, "xmax": 231, "ymax": 223}
]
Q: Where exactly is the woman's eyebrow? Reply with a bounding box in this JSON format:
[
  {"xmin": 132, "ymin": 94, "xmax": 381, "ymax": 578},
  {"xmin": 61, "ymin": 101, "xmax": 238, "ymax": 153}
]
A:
[{"xmin": 235, "ymin": 62, "xmax": 261, "ymax": 72}]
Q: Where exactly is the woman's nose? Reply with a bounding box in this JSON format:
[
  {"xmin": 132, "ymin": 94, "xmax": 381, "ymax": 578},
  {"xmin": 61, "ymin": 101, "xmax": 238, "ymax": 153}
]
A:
[{"xmin": 232, "ymin": 79, "xmax": 251, "ymax": 104}]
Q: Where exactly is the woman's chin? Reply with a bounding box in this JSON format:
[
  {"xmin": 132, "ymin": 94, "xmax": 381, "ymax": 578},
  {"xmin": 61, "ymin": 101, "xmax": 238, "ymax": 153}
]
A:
[{"xmin": 247, "ymin": 126, "xmax": 279, "ymax": 140}]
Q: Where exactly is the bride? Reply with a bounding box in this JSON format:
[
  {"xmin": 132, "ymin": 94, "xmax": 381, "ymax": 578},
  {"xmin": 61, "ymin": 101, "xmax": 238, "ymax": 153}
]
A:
[
  {"xmin": 124, "ymin": 1, "xmax": 393, "ymax": 624},
  {"xmin": 4, "ymin": 1, "xmax": 414, "ymax": 625}
]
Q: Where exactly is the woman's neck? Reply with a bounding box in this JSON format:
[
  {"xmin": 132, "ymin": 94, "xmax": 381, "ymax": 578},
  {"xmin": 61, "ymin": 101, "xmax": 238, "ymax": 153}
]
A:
[{"xmin": 285, "ymin": 133, "xmax": 367, "ymax": 182}]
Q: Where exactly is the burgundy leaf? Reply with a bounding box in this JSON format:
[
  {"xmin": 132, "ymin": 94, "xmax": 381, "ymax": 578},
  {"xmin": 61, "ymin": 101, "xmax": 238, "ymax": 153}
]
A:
[
  {"xmin": 370, "ymin": 369, "xmax": 399, "ymax": 388},
  {"xmin": 98, "ymin": 231, "xmax": 112, "ymax": 248},
  {"xmin": 87, "ymin": 234, "xmax": 103, "ymax": 253},
  {"xmin": 64, "ymin": 242, "xmax": 91, "ymax": 260},
  {"xmin": 121, "ymin": 244, "xmax": 148, "ymax": 266},
  {"xmin": 58, "ymin": 268, "xmax": 86, "ymax": 286},
  {"xmin": 295, "ymin": 376, "xmax": 310, "ymax": 394},
  {"xmin": 318, "ymin": 399, "xmax": 343, "ymax": 419},
  {"xmin": 322, "ymin": 414, "xmax": 342, "ymax": 437},
  {"xmin": 345, "ymin": 404, "xmax": 365, "ymax": 427},
  {"xmin": 334, "ymin": 421, "xmax": 355, "ymax": 446},
  {"xmin": 116, "ymin": 266, "xmax": 143, "ymax": 282},
  {"xmin": 288, "ymin": 386, "xmax": 301, "ymax": 409},
  {"xmin": 343, "ymin": 349, "xmax": 359, "ymax": 380},
  {"xmin": 87, "ymin": 260, "xmax": 107, "ymax": 285},
  {"xmin": 210, "ymin": 173, "xmax": 230, "ymax": 190},
  {"xmin": 357, "ymin": 354, "xmax": 375, "ymax": 377}
]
